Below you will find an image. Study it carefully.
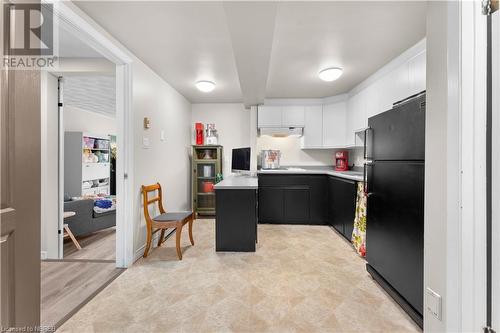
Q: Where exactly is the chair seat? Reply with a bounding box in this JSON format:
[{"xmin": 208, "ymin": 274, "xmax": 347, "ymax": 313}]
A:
[{"xmin": 153, "ymin": 211, "xmax": 192, "ymax": 222}]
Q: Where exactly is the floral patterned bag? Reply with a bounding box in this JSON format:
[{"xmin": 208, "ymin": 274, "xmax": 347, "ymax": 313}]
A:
[{"xmin": 351, "ymin": 182, "xmax": 367, "ymax": 257}]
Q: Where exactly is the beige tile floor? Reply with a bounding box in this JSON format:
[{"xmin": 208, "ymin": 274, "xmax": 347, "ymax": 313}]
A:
[{"xmin": 59, "ymin": 219, "xmax": 421, "ymax": 333}]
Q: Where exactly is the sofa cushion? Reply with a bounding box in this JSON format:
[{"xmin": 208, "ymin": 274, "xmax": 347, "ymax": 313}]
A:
[{"xmin": 93, "ymin": 209, "xmax": 116, "ymax": 218}]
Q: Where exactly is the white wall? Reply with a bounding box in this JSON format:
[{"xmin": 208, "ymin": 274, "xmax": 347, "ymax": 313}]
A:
[
  {"xmin": 424, "ymin": 4, "xmax": 448, "ymax": 330},
  {"xmin": 40, "ymin": 72, "xmax": 60, "ymax": 259},
  {"xmin": 64, "ymin": 105, "xmax": 116, "ymax": 135},
  {"xmin": 191, "ymin": 103, "xmax": 251, "ymax": 175},
  {"xmin": 133, "ymin": 60, "xmax": 192, "ymax": 258}
]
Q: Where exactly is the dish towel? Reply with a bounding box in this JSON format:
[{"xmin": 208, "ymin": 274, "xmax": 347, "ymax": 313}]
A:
[{"xmin": 351, "ymin": 182, "xmax": 367, "ymax": 257}]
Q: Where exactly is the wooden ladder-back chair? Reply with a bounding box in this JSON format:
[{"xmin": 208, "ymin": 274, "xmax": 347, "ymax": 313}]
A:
[{"xmin": 141, "ymin": 183, "xmax": 194, "ymax": 260}]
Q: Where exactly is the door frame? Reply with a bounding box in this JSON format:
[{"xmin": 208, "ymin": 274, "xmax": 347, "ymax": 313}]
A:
[
  {"xmin": 490, "ymin": 2, "xmax": 499, "ymax": 330},
  {"xmin": 457, "ymin": 1, "xmax": 489, "ymax": 331},
  {"xmin": 51, "ymin": 2, "xmax": 134, "ymax": 268}
]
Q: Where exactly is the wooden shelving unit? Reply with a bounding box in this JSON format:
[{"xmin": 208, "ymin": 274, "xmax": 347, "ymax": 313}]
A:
[{"xmin": 192, "ymin": 145, "xmax": 223, "ymax": 217}]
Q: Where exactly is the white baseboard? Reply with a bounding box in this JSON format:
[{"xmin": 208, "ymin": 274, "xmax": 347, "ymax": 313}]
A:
[{"xmin": 40, "ymin": 251, "xmax": 48, "ymax": 260}]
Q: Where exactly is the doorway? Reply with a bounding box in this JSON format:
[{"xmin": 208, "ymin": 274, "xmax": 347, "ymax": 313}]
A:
[{"xmin": 38, "ymin": 2, "xmax": 134, "ymax": 329}]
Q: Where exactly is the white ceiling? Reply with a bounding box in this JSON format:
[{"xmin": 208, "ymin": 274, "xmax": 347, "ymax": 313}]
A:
[
  {"xmin": 75, "ymin": 1, "xmax": 426, "ymax": 106},
  {"xmin": 267, "ymin": 1, "xmax": 427, "ymax": 98}
]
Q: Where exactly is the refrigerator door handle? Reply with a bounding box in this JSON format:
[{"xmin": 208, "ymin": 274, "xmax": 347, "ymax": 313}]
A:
[
  {"xmin": 364, "ymin": 127, "xmax": 374, "ymax": 160},
  {"xmin": 365, "ymin": 162, "xmax": 374, "ymax": 195}
]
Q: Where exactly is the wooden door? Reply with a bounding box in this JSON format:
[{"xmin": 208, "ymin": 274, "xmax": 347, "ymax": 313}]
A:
[{"xmin": 1, "ymin": 3, "xmax": 42, "ymax": 329}]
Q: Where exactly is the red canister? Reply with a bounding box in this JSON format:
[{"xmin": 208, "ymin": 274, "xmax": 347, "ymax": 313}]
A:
[{"xmin": 195, "ymin": 122, "xmax": 204, "ymax": 145}]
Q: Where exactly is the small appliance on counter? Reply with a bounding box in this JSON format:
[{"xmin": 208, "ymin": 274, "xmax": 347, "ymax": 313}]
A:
[
  {"xmin": 335, "ymin": 151, "xmax": 349, "ymax": 171},
  {"xmin": 205, "ymin": 123, "xmax": 218, "ymax": 145},
  {"xmin": 195, "ymin": 122, "xmax": 204, "ymax": 145},
  {"xmin": 261, "ymin": 149, "xmax": 281, "ymax": 169}
]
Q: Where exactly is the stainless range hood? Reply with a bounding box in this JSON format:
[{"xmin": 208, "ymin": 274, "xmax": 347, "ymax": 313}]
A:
[{"xmin": 258, "ymin": 127, "xmax": 303, "ymax": 137}]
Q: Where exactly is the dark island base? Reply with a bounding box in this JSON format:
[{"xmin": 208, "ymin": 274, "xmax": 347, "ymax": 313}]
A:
[{"xmin": 215, "ymin": 189, "xmax": 257, "ymax": 252}]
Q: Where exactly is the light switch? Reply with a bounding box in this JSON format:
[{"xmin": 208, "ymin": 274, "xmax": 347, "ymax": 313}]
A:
[
  {"xmin": 425, "ymin": 287, "xmax": 442, "ymax": 320},
  {"xmin": 160, "ymin": 130, "xmax": 166, "ymax": 141},
  {"xmin": 142, "ymin": 137, "xmax": 150, "ymax": 149}
]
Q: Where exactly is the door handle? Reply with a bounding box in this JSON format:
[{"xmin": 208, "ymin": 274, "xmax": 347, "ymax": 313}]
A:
[
  {"xmin": 0, "ymin": 233, "xmax": 11, "ymax": 244},
  {"xmin": 364, "ymin": 127, "xmax": 373, "ymax": 160},
  {"xmin": 364, "ymin": 162, "xmax": 374, "ymax": 195}
]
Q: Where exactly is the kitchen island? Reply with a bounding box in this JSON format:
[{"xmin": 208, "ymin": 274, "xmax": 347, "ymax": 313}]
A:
[{"xmin": 214, "ymin": 176, "xmax": 258, "ymax": 252}]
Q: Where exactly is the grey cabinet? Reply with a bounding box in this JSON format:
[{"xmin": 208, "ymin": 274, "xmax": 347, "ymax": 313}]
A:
[
  {"xmin": 283, "ymin": 187, "xmax": 310, "ymax": 222},
  {"xmin": 328, "ymin": 176, "xmax": 357, "ymax": 240},
  {"xmin": 216, "ymin": 189, "xmax": 257, "ymax": 252},
  {"xmin": 258, "ymin": 186, "xmax": 284, "ymax": 222},
  {"xmin": 258, "ymin": 175, "xmax": 327, "ymax": 225}
]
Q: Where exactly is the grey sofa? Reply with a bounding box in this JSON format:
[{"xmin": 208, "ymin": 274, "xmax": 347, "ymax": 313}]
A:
[{"xmin": 64, "ymin": 199, "xmax": 116, "ymax": 237}]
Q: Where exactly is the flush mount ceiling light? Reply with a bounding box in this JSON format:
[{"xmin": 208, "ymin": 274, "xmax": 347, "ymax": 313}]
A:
[
  {"xmin": 318, "ymin": 67, "xmax": 343, "ymax": 82},
  {"xmin": 195, "ymin": 80, "xmax": 216, "ymax": 92}
]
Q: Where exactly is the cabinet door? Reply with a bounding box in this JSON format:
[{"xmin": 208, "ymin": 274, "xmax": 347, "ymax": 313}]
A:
[
  {"xmin": 365, "ymin": 81, "xmax": 382, "ymax": 119},
  {"xmin": 283, "ymin": 187, "xmax": 310, "ymax": 223},
  {"xmin": 409, "ymin": 51, "xmax": 426, "ymax": 95},
  {"xmin": 323, "ymin": 102, "xmax": 346, "ymax": 147},
  {"xmin": 346, "ymin": 92, "xmax": 366, "ymax": 146},
  {"xmin": 258, "ymin": 186, "xmax": 284, "ymax": 223},
  {"xmin": 258, "ymin": 106, "xmax": 282, "ymax": 127},
  {"xmin": 301, "ymin": 105, "xmax": 323, "ymax": 148},
  {"xmin": 378, "ymin": 64, "xmax": 410, "ymax": 112},
  {"xmin": 282, "ymin": 106, "xmax": 305, "ymax": 127},
  {"xmin": 328, "ymin": 177, "xmax": 343, "ymax": 234},
  {"xmin": 329, "ymin": 177, "xmax": 357, "ymax": 240}
]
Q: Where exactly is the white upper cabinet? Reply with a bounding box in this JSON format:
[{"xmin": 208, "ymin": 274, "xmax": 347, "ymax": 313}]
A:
[
  {"xmin": 346, "ymin": 92, "xmax": 366, "ymax": 146},
  {"xmin": 258, "ymin": 106, "xmax": 282, "ymax": 127},
  {"xmin": 409, "ymin": 51, "xmax": 426, "ymax": 95},
  {"xmin": 301, "ymin": 105, "xmax": 323, "ymax": 148},
  {"xmin": 258, "ymin": 105, "xmax": 305, "ymax": 128},
  {"xmin": 323, "ymin": 102, "xmax": 346, "ymax": 148},
  {"xmin": 378, "ymin": 63, "xmax": 411, "ymax": 112},
  {"xmin": 364, "ymin": 82, "xmax": 381, "ymax": 119},
  {"xmin": 282, "ymin": 106, "xmax": 305, "ymax": 127}
]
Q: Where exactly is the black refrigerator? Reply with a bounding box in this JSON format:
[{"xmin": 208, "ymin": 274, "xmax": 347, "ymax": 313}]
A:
[{"xmin": 365, "ymin": 92, "xmax": 425, "ymax": 328}]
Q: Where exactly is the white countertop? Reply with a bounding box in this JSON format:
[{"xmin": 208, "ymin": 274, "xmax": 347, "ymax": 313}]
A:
[
  {"xmin": 257, "ymin": 166, "xmax": 364, "ymax": 182},
  {"xmin": 214, "ymin": 176, "xmax": 258, "ymax": 190}
]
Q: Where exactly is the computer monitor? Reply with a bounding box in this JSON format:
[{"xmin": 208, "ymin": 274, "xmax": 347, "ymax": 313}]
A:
[{"xmin": 231, "ymin": 147, "xmax": 251, "ymax": 172}]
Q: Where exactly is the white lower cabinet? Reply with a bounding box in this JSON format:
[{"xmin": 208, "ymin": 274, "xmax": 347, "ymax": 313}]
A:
[
  {"xmin": 301, "ymin": 105, "xmax": 323, "ymax": 148},
  {"xmin": 323, "ymin": 102, "xmax": 346, "ymax": 148}
]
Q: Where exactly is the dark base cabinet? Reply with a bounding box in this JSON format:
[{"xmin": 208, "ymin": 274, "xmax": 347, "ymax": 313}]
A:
[
  {"xmin": 258, "ymin": 175, "xmax": 327, "ymax": 225},
  {"xmin": 215, "ymin": 189, "xmax": 257, "ymax": 252},
  {"xmin": 327, "ymin": 176, "xmax": 357, "ymax": 240}
]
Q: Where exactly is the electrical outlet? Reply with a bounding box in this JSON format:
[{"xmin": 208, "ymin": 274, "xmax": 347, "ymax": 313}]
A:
[{"xmin": 425, "ymin": 287, "xmax": 442, "ymax": 320}]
